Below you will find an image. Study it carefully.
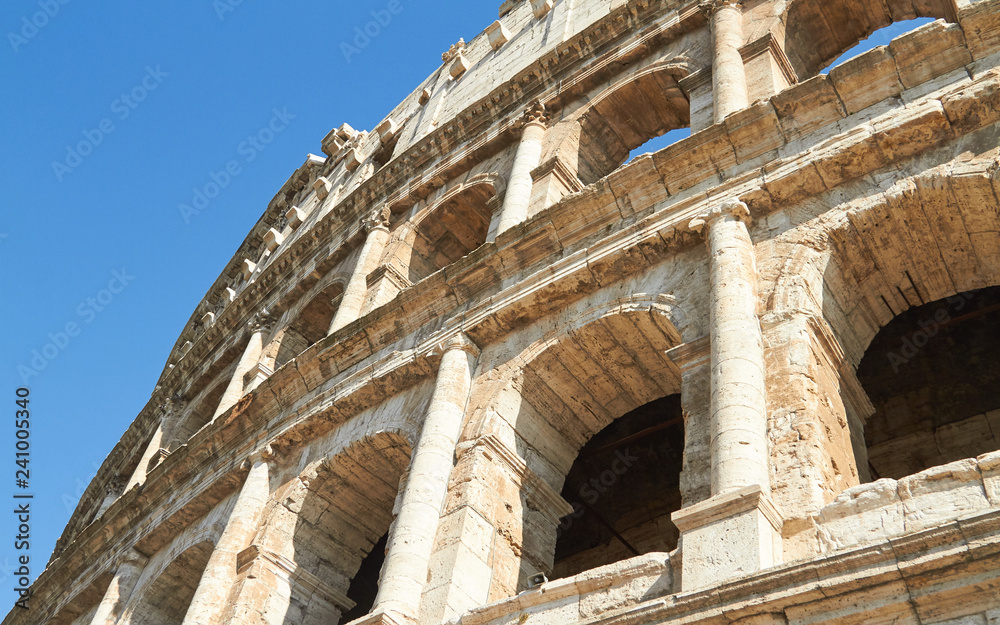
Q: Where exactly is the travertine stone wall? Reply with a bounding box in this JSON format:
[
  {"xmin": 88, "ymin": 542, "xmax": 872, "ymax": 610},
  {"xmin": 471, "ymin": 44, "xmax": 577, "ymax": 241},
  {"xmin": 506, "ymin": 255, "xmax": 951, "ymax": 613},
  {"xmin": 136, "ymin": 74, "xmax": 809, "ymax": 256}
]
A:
[{"xmin": 16, "ymin": 0, "xmax": 1000, "ymax": 624}]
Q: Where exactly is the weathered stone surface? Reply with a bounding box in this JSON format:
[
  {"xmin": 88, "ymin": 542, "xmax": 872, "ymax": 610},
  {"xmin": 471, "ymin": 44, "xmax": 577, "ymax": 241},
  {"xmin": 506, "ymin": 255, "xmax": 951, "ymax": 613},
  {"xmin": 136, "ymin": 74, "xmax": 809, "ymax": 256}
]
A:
[{"xmin": 23, "ymin": 2, "xmax": 1000, "ymax": 625}]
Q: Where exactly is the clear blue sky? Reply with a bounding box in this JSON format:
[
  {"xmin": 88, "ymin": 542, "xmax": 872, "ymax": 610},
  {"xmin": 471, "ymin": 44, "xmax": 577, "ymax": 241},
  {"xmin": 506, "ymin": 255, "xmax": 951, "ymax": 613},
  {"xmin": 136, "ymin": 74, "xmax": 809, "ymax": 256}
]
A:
[{"xmin": 0, "ymin": 0, "xmax": 929, "ymax": 592}]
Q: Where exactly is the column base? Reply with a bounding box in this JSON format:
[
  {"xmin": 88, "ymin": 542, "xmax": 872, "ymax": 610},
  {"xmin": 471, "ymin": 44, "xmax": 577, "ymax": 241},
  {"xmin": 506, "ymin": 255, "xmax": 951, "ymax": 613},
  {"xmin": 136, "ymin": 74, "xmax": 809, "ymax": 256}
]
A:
[{"xmin": 671, "ymin": 485, "xmax": 783, "ymax": 591}]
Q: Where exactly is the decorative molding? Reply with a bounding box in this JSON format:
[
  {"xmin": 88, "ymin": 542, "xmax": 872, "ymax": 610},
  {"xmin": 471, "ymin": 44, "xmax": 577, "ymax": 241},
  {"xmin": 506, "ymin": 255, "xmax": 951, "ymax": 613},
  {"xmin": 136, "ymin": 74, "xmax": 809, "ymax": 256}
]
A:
[
  {"xmin": 671, "ymin": 484, "xmax": 784, "ymax": 534},
  {"xmin": 739, "ymin": 32, "xmax": 798, "ymax": 87},
  {"xmin": 363, "ymin": 204, "xmax": 392, "ymax": 232},
  {"xmin": 460, "ymin": 434, "xmax": 573, "ymax": 523},
  {"xmin": 530, "ymin": 156, "xmax": 585, "ymax": 193},
  {"xmin": 442, "ymin": 38, "xmax": 466, "ymax": 62},
  {"xmin": 236, "ymin": 544, "xmax": 356, "ymax": 613},
  {"xmin": 665, "ymin": 334, "xmax": 711, "ymax": 371}
]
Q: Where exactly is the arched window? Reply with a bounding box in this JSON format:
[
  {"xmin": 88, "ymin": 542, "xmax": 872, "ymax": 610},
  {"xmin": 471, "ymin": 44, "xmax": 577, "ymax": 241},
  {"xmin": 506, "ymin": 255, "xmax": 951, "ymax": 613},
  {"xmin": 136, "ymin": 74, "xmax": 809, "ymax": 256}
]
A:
[
  {"xmin": 271, "ymin": 281, "xmax": 344, "ymax": 369},
  {"xmin": 573, "ymin": 63, "xmax": 691, "ymax": 185},
  {"xmin": 856, "ymin": 286, "xmax": 1000, "ymax": 480},
  {"xmin": 168, "ymin": 377, "xmax": 228, "ymax": 450},
  {"xmin": 554, "ymin": 394, "xmax": 684, "ymax": 578},
  {"xmin": 784, "ymin": 0, "xmax": 954, "ymax": 78},
  {"xmin": 402, "ymin": 181, "xmax": 498, "ymax": 284},
  {"xmin": 127, "ymin": 542, "xmax": 214, "ymax": 625},
  {"xmin": 280, "ymin": 434, "xmax": 412, "ymax": 623}
]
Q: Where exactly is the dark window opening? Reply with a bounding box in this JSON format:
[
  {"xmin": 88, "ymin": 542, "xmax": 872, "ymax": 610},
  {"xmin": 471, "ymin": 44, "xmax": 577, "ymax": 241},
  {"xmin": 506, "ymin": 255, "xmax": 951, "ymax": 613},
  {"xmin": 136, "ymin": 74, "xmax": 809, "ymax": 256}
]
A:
[
  {"xmin": 857, "ymin": 286, "xmax": 1000, "ymax": 480},
  {"xmin": 340, "ymin": 531, "xmax": 389, "ymax": 623},
  {"xmin": 553, "ymin": 395, "xmax": 684, "ymax": 579},
  {"xmin": 576, "ymin": 69, "xmax": 690, "ymax": 185},
  {"xmin": 407, "ymin": 184, "xmax": 494, "ymax": 284}
]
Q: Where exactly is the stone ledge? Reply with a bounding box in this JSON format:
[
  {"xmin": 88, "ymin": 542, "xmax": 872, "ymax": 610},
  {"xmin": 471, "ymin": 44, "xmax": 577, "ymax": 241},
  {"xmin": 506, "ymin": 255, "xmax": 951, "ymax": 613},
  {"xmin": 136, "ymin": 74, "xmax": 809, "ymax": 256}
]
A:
[{"xmin": 672, "ymin": 484, "xmax": 784, "ymax": 534}]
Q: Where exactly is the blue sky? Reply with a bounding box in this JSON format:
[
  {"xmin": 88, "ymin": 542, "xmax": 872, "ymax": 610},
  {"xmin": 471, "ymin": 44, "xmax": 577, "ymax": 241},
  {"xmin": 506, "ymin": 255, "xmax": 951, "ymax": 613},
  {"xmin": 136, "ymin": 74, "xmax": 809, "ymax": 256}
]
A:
[{"xmin": 0, "ymin": 0, "xmax": 930, "ymax": 593}]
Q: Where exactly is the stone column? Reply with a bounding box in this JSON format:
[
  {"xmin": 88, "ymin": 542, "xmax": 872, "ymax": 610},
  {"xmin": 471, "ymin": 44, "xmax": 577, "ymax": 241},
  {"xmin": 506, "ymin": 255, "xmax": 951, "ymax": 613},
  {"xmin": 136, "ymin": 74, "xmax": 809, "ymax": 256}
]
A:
[
  {"xmin": 700, "ymin": 200, "xmax": 769, "ymax": 494},
  {"xmin": 181, "ymin": 447, "xmax": 272, "ymax": 625},
  {"xmin": 328, "ymin": 206, "xmax": 392, "ymax": 334},
  {"xmin": 89, "ymin": 550, "xmax": 148, "ymax": 625},
  {"xmin": 373, "ymin": 334, "xmax": 479, "ymax": 622},
  {"xmin": 490, "ymin": 102, "xmax": 547, "ymax": 240},
  {"xmin": 707, "ymin": 0, "xmax": 749, "ymax": 123},
  {"xmin": 671, "ymin": 200, "xmax": 781, "ymax": 591},
  {"xmin": 124, "ymin": 423, "xmax": 164, "ymax": 492},
  {"xmin": 213, "ymin": 313, "xmax": 272, "ymax": 420}
]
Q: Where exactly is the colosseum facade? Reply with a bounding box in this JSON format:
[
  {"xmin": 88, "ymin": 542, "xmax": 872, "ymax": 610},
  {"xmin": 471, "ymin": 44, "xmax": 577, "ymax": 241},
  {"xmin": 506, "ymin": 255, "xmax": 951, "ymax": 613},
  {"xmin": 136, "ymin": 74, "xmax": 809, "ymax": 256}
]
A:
[{"xmin": 10, "ymin": 0, "xmax": 1000, "ymax": 623}]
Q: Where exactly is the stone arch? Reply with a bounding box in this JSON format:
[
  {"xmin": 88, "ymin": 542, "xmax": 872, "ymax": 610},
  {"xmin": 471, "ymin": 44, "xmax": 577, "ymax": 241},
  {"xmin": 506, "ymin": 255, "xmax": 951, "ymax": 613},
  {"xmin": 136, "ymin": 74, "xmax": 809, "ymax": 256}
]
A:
[
  {"xmin": 252, "ymin": 431, "xmax": 413, "ymax": 625},
  {"xmin": 556, "ymin": 59, "xmax": 695, "ymax": 185},
  {"xmin": 465, "ymin": 295, "xmax": 687, "ymax": 590},
  {"xmin": 764, "ymin": 161, "xmax": 1000, "ymax": 507},
  {"xmin": 119, "ymin": 541, "xmax": 215, "ymax": 625},
  {"xmin": 268, "ymin": 277, "xmax": 346, "ymax": 369},
  {"xmin": 46, "ymin": 572, "xmax": 114, "ymax": 625},
  {"xmin": 167, "ymin": 375, "xmax": 230, "ymax": 450},
  {"xmin": 781, "ymin": 0, "xmax": 956, "ymax": 78},
  {"xmin": 385, "ymin": 174, "xmax": 504, "ymax": 285}
]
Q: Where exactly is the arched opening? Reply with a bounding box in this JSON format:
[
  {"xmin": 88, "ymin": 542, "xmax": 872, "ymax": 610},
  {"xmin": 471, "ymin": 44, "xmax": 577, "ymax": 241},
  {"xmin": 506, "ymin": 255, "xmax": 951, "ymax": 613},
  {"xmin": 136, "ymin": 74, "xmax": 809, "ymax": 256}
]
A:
[
  {"xmin": 489, "ymin": 303, "xmax": 684, "ymax": 592},
  {"xmin": 574, "ymin": 64, "xmax": 690, "ymax": 185},
  {"xmin": 128, "ymin": 542, "xmax": 214, "ymax": 625},
  {"xmin": 48, "ymin": 572, "xmax": 114, "ymax": 625},
  {"xmin": 280, "ymin": 433, "xmax": 412, "ymax": 624},
  {"xmin": 168, "ymin": 377, "xmax": 229, "ymax": 450},
  {"xmin": 816, "ymin": 166, "xmax": 1000, "ymax": 491},
  {"xmin": 821, "ymin": 18, "xmax": 934, "ymax": 73},
  {"xmin": 784, "ymin": 0, "xmax": 955, "ymax": 79},
  {"xmin": 405, "ymin": 182, "xmax": 496, "ymax": 284},
  {"xmin": 271, "ymin": 281, "xmax": 344, "ymax": 369},
  {"xmin": 553, "ymin": 394, "xmax": 684, "ymax": 578},
  {"xmin": 856, "ymin": 286, "xmax": 1000, "ymax": 480}
]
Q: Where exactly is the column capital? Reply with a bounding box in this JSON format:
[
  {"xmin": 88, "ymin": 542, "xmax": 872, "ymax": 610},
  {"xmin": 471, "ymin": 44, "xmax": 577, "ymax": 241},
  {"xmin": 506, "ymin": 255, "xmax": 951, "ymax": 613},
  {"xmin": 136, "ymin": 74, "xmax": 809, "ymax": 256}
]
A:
[
  {"xmin": 244, "ymin": 444, "xmax": 276, "ymax": 468},
  {"xmin": 432, "ymin": 332, "xmax": 481, "ymax": 358},
  {"xmin": 249, "ymin": 310, "xmax": 274, "ymax": 334},
  {"xmin": 700, "ymin": 0, "xmax": 743, "ymax": 16},
  {"xmin": 118, "ymin": 548, "xmax": 149, "ymax": 569},
  {"xmin": 364, "ymin": 204, "xmax": 392, "ymax": 233},
  {"xmin": 519, "ymin": 99, "xmax": 549, "ymax": 130},
  {"xmin": 688, "ymin": 199, "xmax": 751, "ymax": 233}
]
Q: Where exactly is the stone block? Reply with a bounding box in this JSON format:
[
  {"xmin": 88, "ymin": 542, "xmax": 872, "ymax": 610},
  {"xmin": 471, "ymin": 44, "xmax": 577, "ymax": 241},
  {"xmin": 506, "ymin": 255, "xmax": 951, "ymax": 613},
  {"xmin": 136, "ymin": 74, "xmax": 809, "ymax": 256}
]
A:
[
  {"xmin": 829, "ymin": 46, "xmax": 903, "ymax": 114},
  {"xmin": 959, "ymin": 0, "xmax": 1000, "ymax": 59},
  {"xmin": 264, "ymin": 228, "xmax": 284, "ymax": 252},
  {"xmin": 898, "ymin": 459, "xmax": 991, "ymax": 533},
  {"xmin": 977, "ymin": 450, "xmax": 1000, "ymax": 506},
  {"xmin": 285, "ymin": 205, "xmax": 305, "ymax": 230},
  {"xmin": 486, "ymin": 21, "xmax": 511, "ymax": 49},
  {"xmin": 815, "ymin": 479, "xmax": 904, "ymax": 551},
  {"xmin": 672, "ymin": 485, "xmax": 783, "ymax": 591},
  {"xmin": 940, "ymin": 70, "xmax": 1000, "ymax": 134},
  {"xmin": 889, "ymin": 21, "xmax": 972, "ymax": 89},
  {"xmin": 771, "ymin": 75, "xmax": 846, "ymax": 141}
]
